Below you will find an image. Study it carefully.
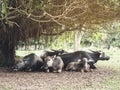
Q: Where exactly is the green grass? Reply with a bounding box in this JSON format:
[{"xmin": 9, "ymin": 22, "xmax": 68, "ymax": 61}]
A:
[
  {"xmin": 16, "ymin": 50, "xmax": 44, "ymax": 57},
  {"xmin": 101, "ymin": 77, "xmax": 120, "ymax": 90},
  {"xmin": 96, "ymin": 48, "xmax": 120, "ymax": 71},
  {"xmin": 0, "ymin": 85, "xmax": 12, "ymax": 90}
]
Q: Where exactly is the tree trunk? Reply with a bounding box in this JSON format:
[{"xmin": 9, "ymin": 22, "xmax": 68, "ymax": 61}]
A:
[
  {"xmin": 0, "ymin": 24, "xmax": 19, "ymax": 67},
  {"xmin": 74, "ymin": 30, "xmax": 84, "ymax": 51},
  {"xmin": 0, "ymin": 0, "xmax": 20, "ymax": 67},
  {"xmin": 0, "ymin": 41, "xmax": 15, "ymax": 67}
]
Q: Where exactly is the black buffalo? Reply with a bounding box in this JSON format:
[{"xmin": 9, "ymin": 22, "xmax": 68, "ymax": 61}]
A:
[
  {"xmin": 13, "ymin": 53, "xmax": 43, "ymax": 71},
  {"xmin": 59, "ymin": 50, "xmax": 110, "ymax": 69}
]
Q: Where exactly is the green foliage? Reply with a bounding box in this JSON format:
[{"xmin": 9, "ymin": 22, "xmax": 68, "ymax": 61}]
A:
[
  {"xmin": 92, "ymin": 33, "xmax": 102, "ymax": 41},
  {"xmin": 16, "ymin": 24, "xmax": 120, "ymax": 50},
  {"xmin": 49, "ymin": 32, "xmax": 74, "ymax": 50},
  {"xmin": 0, "ymin": 1, "xmax": 2, "ymax": 17},
  {"xmin": 109, "ymin": 32, "xmax": 120, "ymax": 47},
  {"xmin": 0, "ymin": 0, "xmax": 7, "ymax": 18}
]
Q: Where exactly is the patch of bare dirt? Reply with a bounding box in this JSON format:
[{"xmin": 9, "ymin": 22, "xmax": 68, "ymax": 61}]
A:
[{"xmin": 0, "ymin": 67, "xmax": 119, "ymax": 90}]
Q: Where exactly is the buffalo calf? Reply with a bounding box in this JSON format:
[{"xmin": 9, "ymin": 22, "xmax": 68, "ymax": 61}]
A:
[
  {"xmin": 66, "ymin": 58, "xmax": 90, "ymax": 72},
  {"xmin": 43, "ymin": 55, "xmax": 64, "ymax": 73}
]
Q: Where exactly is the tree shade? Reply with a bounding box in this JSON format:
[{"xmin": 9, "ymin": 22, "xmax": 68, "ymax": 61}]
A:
[{"xmin": 0, "ymin": 0, "xmax": 120, "ymax": 66}]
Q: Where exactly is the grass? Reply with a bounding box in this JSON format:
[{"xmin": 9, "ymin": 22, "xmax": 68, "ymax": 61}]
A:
[
  {"xmin": 96, "ymin": 48, "xmax": 120, "ymax": 71},
  {"xmin": 16, "ymin": 50, "xmax": 44, "ymax": 57},
  {"xmin": 101, "ymin": 77, "xmax": 120, "ymax": 90}
]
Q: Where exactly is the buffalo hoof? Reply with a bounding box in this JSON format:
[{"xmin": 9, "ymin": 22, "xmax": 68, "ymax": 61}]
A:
[
  {"xmin": 57, "ymin": 69, "xmax": 62, "ymax": 73},
  {"xmin": 53, "ymin": 70, "xmax": 57, "ymax": 73},
  {"xmin": 90, "ymin": 65, "xmax": 97, "ymax": 69},
  {"xmin": 46, "ymin": 69, "xmax": 50, "ymax": 73},
  {"xmin": 89, "ymin": 69, "xmax": 94, "ymax": 72},
  {"xmin": 27, "ymin": 69, "xmax": 32, "ymax": 72},
  {"xmin": 13, "ymin": 69, "xmax": 19, "ymax": 71},
  {"xmin": 80, "ymin": 69, "xmax": 84, "ymax": 73}
]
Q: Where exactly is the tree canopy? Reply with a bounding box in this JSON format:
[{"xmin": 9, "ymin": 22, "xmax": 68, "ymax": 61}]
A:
[
  {"xmin": 0, "ymin": 0, "xmax": 120, "ymax": 38},
  {"xmin": 0, "ymin": 0, "xmax": 120, "ymax": 66}
]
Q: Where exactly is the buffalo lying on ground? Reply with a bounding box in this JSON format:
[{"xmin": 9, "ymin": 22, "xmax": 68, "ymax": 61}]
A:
[
  {"xmin": 13, "ymin": 49, "xmax": 110, "ymax": 72},
  {"xmin": 42, "ymin": 50, "xmax": 110, "ymax": 70},
  {"xmin": 42, "ymin": 55, "xmax": 64, "ymax": 73},
  {"xmin": 66, "ymin": 58, "xmax": 90, "ymax": 72},
  {"xmin": 59, "ymin": 50, "xmax": 110, "ymax": 69},
  {"xmin": 13, "ymin": 53, "xmax": 43, "ymax": 71}
]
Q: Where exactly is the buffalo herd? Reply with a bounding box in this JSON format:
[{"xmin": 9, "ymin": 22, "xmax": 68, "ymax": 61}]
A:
[{"xmin": 12, "ymin": 49, "xmax": 110, "ymax": 73}]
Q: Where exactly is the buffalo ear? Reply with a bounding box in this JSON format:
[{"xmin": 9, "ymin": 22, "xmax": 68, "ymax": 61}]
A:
[{"xmin": 99, "ymin": 51, "xmax": 104, "ymax": 58}]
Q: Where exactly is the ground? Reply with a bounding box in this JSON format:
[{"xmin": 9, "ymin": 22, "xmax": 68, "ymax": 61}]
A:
[
  {"xmin": 0, "ymin": 66, "xmax": 119, "ymax": 90},
  {"xmin": 0, "ymin": 48, "xmax": 120, "ymax": 90}
]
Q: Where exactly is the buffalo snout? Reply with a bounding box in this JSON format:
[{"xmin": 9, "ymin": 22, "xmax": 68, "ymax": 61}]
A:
[
  {"xmin": 105, "ymin": 56, "xmax": 110, "ymax": 60},
  {"xmin": 99, "ymin": 51, "xmax": 110, "ymax": 60}
]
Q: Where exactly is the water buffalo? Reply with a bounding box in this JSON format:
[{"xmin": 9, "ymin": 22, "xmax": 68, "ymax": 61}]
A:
[
  {"xmin": 87, "ymin": 50, "xmax": 110, "ymax": 69},
  {"xmin": 59, "ymin": 50, "xmax": 110, "ymax": 69},
  {"xmin": 41, "ymin": 49, "xmax": 68, "ymax": 59},
  {"xmin": 13, "ymin": 60, "xmax": 25, "ymax": 71},
  {"xmin": 42, "ymin": 55, "xmax": 64, "ymax": 73},
  {"xmin": 66, "ymin": 58, "xmax": 90, "ymax": 72},
  {"xmin": 13, "ymin": 53, "xmax": 43, "ymax": 71}
]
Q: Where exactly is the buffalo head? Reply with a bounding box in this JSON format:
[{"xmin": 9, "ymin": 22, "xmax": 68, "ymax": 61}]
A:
[
  {"xmin": 90, "ymin": 50, "xmax": 110, "ymax": 61},
  {"xmin": 41, "ymin": 56, "xmax": 55, "ymax": 72},
  {"xmin": 12, "ymin": 60, "xmax": 25, "ymax": 71}
]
